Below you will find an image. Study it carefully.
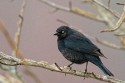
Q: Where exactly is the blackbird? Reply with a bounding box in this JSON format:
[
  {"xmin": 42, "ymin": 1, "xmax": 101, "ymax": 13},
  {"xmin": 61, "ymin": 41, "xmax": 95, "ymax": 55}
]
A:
[{"xmin": 54, "ymin": 26, "xmax": 114, "ymax": 76}]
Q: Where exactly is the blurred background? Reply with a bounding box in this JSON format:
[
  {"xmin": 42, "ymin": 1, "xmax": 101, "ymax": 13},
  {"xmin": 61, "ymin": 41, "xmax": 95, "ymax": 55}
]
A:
[{"xmin": 0, "ymin": 0, "xmax": 125, "ymax": 83}]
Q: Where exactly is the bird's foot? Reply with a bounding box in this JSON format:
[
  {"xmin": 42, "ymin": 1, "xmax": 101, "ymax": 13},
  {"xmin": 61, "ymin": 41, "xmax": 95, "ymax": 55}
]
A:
[
  {"xmin": 84, "ymin": 68, "xmax": 87, "ymax": 74},
  {"xmin": 67, "ymin": 65, "xmax": 72, "ymax": 70},
  {"xmin": 83, "ymin": 69, "xmax": 88, "ymax": 80},
  {"xmin": 67, "ymin": 63, "xmax": 74, "ymax": 70},
  {"xmin": 63, "ymin": 66, "xmax": 72, "ymax": 76}
]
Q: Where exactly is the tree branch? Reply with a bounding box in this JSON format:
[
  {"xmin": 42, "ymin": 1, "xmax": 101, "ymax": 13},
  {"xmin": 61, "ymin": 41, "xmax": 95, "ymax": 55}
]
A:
[
  {"xmin": 37, "ymin": 0, "xmax": 105, "ymax": 22},
  {"xmin": 0, "ymin": 52, "xmax": 124, "ymax": 83}
]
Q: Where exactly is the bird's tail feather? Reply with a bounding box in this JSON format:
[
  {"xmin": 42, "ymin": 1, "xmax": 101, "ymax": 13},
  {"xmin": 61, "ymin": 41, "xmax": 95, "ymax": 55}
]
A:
[
  {"xmin": 97, "ymin": 63, "xmax": 114, "ymax": 76},
  {"xmin": 85, "ymin": 55, "xmax": 114, "ymax": 76}
]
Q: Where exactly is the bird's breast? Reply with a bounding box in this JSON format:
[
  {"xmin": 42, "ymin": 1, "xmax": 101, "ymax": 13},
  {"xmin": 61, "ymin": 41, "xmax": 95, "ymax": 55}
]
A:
[{"xmin": 57, "ymin": 40, "xmax": 87, "ymax": 64}]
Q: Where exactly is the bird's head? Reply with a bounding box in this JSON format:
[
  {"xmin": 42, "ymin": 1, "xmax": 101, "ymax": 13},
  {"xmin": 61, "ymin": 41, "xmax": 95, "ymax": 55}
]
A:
[{"xmin": 54, "ymin": 26, "xmax": 70, "ymax": 39}]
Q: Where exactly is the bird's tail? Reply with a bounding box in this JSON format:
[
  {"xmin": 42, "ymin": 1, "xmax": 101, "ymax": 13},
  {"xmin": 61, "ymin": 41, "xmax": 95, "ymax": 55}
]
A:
[
  {"xmin": 96, "ymin": 63, "xmax": 114, "ymax": 76},
  {"xmin": 86, "ymin": 55, "xmax": 114, "ymax": 76}
]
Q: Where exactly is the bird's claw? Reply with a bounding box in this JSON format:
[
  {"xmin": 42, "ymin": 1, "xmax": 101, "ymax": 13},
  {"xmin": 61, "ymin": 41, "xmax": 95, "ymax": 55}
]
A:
[
  {"xmin": 67, "ymin": 66, "xmax": 72, "ymax": 70},
  {"xmin": 83, "ymin": 69, "xmax": 88, "ymax": 80}
]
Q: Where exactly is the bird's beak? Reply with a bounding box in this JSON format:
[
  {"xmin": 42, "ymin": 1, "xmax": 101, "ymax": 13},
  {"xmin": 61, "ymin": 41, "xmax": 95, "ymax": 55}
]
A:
[{"xmin": 54, "ymin": 32, "xmax": 58, "ymax": 36}]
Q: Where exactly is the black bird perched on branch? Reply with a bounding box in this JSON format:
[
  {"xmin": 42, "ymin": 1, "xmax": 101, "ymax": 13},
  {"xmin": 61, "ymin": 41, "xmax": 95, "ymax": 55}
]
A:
[{"xmin": 54, "ymin": 26, "xmax": 114, "ymax": 76}]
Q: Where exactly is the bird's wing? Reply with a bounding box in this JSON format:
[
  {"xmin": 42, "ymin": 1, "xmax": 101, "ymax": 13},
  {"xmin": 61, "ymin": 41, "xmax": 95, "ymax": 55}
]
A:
[{"xmin": 65, "ymin": 33, "xmax": 107, "ymax": 58}]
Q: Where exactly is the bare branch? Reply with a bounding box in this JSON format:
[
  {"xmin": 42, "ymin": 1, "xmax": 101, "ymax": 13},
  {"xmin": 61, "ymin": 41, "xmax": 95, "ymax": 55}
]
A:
[
  {"xmin": 37, "ymin": 0, "xmax": 105, "ymax": 22},
  {"xmin": 0, "ymin": 52, "xmax": 124, "ymax": 83},
  {"xmin": 96, "ymin": 38, "xmax": 125, "ymax": 50},
  {"xmin": 101, "ymin": 6, "xmax": 125, "ymax": 32}
]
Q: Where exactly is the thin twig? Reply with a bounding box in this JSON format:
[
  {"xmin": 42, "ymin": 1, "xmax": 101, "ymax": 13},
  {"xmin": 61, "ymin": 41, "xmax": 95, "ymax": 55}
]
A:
[
  {"xmin": 57, "ymin": 19, "xmax": 69, "ymax": 26},
  {"xmin": 13, "ymin": 0, "xmax": 25, "ymax": 57},
  {"xmin": 0, "ymin": 20, "xmax": 15, "ymax": 50},
  {"xmin": 96, "ymin": 37, "xmax": 125, "ymax": 50},
  {"xmin": 107, "ymin": 0, "xmax": 110, "ymax": 9},
  {"xmin": 69, "ymin": 1, "xmax": 72, "ymax": 10},
  {"xmin": 54, "ymin": 63, "xmax": 62, "ymax": 71},
  {"xmin": 114, "ymin": 33, "xmax": 125, "ymax": 36},
  {"xmin": 116, "ymin": 3, "xmax": 125, "ymax": 6}
]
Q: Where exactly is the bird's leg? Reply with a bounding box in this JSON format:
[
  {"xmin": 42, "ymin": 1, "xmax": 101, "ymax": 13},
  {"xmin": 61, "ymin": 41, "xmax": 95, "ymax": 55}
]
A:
[
  {"xmin": 84, "ymin": 61, "xmax": 88, "ymax": 80},
  {"xmin": 67, "ymin": 62, "xmax": 74, "ymax": 69},
  {"xmin": 85, "ymin": 61, "xmax": 88, "ymax": 74},
  {"xmin": 68, "ymin": 62, "xmax": 74, "ymax": 67}
]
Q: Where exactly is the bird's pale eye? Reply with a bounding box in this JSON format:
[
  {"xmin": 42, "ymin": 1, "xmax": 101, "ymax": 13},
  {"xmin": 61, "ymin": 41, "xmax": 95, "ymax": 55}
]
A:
[{"xmin": 61, "ymin": 30, "xmax": 65, "ymax": 34}]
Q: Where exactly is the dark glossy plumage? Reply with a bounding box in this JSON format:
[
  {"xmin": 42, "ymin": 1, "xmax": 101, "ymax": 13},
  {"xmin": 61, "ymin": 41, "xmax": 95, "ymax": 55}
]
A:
[{"xmin": 54, "ymin": 26, "xmax": 114, "ymax": 76}]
